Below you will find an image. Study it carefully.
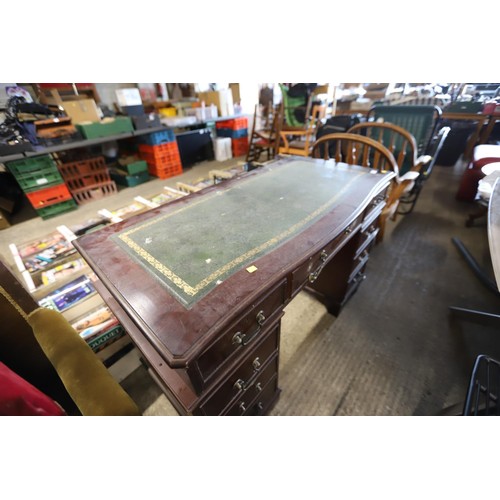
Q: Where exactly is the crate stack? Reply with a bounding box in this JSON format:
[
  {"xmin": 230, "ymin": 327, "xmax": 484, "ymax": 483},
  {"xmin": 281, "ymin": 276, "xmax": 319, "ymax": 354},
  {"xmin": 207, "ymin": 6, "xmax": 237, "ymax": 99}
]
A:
[
  {"xmin": 109, "ymin": 157, "xmax": 150, "ymax": 187},
  {"xmin": 6, "ymin": 155, "xmax": 77, "ymax": 219},
  {"xmin": 137, "ymin": 129, "xmax": 183, "ymax": 180},
  {"xmin": 215, "ymin": 117, "xmax": 249, "ymax": 157},
  {"xmin": 57, "ymin": 155, "xmax": 117, "ymax": 206}
]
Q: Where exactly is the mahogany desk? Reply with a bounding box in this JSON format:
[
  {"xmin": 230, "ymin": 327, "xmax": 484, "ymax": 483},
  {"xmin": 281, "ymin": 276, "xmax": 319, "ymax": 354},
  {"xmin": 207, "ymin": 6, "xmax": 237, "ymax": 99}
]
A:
[{"xmin": 74, "ymin": 156, "xmax": 395, "ymax": 415}]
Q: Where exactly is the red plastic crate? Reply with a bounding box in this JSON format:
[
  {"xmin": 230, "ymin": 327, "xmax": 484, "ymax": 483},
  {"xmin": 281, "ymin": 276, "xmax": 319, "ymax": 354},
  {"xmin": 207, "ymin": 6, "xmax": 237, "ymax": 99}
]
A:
[
  {"xmin": 216, "ymin": 117, "xmax": 248, "ymax": 130},
  {"xmin": 232, "ymin": 137, "xmax": 249, "ymax": 156},
  {"xmin": 138, "ymin": 142, "xmax": 179, "ymax": 158},
  {"xmin": 139, "ymin": 151, "xmax": 181, "ymax": 167},
  {"xmin": 71, "ymin": 181, "xmax": 118, "ymax": 205},
  {"xmin": 58, "ymin": 156, "xmax": 107, "ymax": 178},
  {"xmin": 64, "ymin": 170, "xmax": 112, "ymax": 191},
  {"xmin": 148, "ymin": 162, "xmax": 183, "ymax": 179},
  {"xmin": 26, "ymin": 183, "xmax": 73, "ymax": 208}
]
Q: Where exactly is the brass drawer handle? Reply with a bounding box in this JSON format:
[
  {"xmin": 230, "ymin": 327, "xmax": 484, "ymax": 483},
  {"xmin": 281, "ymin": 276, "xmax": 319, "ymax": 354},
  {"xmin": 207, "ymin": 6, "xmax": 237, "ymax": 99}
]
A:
[
  {"xmin": 233, "ymin": 375, "xmax": 258, "ymax": 392},
  {"xmin": 239, "ymin": 402, "xmax": 246, "ymax": 413},
  {"xmin": 344, "ymin": 227, "xmax": 352, "ymax": 235},
  {"xmin": 308, "ymin": 250, "xmax": 329, "ymax": 283},
  {"xmin": 255, "ymin": 383, "xmax": 263, "ymax": 392},
  {"xmin": 232, "ymin": 310, "xmax": 266, "ymax": 346},
  {"xmin": 233, "ymin": 359, "xmax": 262, "ymax": 392}
]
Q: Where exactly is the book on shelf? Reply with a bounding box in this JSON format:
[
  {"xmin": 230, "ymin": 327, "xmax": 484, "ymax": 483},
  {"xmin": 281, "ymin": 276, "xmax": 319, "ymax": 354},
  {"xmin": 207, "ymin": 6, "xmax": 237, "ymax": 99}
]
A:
[
  {"xmin": 40, "ymin": 258, "xmax": 86, "ymax": 286},
  {"xmin": 9, "ymin": 225, "xmax": 77, "ymax": 279},
  {"xmin": 70, "ymin": 304, "xmax": 126, "ymax": 353},
  {"xmin": 71, "ymin": 304, "xmax": 120, "ymax": 341},
  {"xmin": 97, "ymin": 201, "xmax": 148, "ymax": 223},
  {"xmin": 86, "ymin": 325, "xmax": 126, "ymax": 353},
  {"xmin": 38, "ymin": 274, "xmax": 96, "ymax": 312}
]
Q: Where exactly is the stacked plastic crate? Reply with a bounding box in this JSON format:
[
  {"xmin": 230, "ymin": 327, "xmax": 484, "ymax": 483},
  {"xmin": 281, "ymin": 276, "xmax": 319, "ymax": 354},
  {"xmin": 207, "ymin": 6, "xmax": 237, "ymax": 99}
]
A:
[
  {"xmin": 56, "ymin": 155, "xmax": 117, "ymax": 205},
  {"xmin": 215, "ymin": 117, "xmax": 249, "ymax": 157},
  {"xmin": 6, "ymin": 155, "xmax": 77, "ymax": 219},
  {"xmin": 137, "ymin": 129, "xmax": 183, "ymax": 179}
]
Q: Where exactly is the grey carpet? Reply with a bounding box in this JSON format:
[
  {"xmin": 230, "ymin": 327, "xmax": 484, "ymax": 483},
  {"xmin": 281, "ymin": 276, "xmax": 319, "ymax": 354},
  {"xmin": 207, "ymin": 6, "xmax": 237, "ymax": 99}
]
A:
[{"xmin": 122, "ymin": 159, "xmax": 500, "ymax": 416}]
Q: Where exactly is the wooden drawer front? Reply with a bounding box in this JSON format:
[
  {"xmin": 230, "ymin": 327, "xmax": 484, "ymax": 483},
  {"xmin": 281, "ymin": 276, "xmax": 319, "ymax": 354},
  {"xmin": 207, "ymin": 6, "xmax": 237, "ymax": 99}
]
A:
[
  {"xmin": 345, "ymin": 269, "xmax": 367, "ymax": 299},
  {"xmin": 199, "ymin": 333, "xmax": 279, "ymax": 416},
  {"xmin": 355, "ymin": 225, "xmax": 379, "ymax": 260},
  {"xmin": 291, "ymin": 214, "xmax": 362, "ymax": 296},
  {"xmin": 361, "ymin": 194, "xmax": 386, "ymax": 232},
  {"xmin": 192, "ymin": 280, "xmax": 285, "ymax": 391},
  {"xmin": 348, "ymin": 252, "xmax": 370, "ymax": 283},
  {"xmin": 225, "ymin": 373, "xmax": 279, "ymax": 416}
]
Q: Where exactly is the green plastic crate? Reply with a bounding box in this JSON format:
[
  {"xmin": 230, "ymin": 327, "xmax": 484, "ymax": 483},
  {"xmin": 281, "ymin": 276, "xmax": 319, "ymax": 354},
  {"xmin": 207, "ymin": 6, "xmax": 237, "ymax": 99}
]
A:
[
  {"xmin": 6, "ymin": 155, "xmax": 58, "ymax": 176},
  {"xmin": 120, "ymin": 160, "xmax": 148, "ymax": 175},
  {"xmin": 76, "ymin": 117, "xmax": 134, "ymax": 139},
  {"xmin": 36, "ymin": 199, "xmax": 78, "ymax": 220},
  {"xmin": 15, "ymin": 168, "xmax": 64, "ymax": 192},
  {"xmin": 110, "ymin": 169, "xmax": 151, "ymax": 187}
]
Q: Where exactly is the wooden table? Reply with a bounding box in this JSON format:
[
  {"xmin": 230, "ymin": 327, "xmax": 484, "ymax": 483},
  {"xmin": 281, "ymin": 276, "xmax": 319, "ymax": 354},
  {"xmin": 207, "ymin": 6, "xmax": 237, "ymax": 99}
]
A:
[
  {"xmin": 441, "ymin": 112, "xmax": 500, "ymax": 161},
  {"xmin": 74, "ymin": 156, "xmax": 395, "ymax": 415}
]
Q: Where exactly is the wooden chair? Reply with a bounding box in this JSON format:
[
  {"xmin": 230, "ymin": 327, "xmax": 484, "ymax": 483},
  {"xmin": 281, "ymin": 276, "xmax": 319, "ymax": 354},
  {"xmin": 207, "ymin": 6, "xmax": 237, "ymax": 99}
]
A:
[
  {"xmin": 311, "ymin": 133, "xmax": 419, "ymax": 242},
  {"xmin": 366, "ymin": 104, "xmax": 450, "ymax": 214},
  {"xmin": 246, "ymin": 104, "xmax": 282, "ymax": 163},
  {"xmin": 278, "ymin": 104, "xmax": 327, "ymax": 157},
  {"xmin": 0, "ymin": 259, "xmax": 140, "ymax": 416},
  {"xmin": 347, "ymin": 121, "xmax": 432, "ymax": 214}
]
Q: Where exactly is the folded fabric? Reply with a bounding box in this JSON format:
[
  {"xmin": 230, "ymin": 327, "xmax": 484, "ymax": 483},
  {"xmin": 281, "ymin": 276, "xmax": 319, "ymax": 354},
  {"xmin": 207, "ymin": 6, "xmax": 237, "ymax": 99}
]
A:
[{"xmin": 0, "ymin": 361, "xmax": 65, "ymax": 416}]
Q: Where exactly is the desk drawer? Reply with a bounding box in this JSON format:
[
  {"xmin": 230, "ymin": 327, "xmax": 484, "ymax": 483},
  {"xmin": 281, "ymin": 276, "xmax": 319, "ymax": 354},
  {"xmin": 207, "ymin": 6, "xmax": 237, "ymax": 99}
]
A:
[
  {"xmin": 348, "ymin": 252, "xmax": 369, "ymax": 282},
  {"xmin": 344, "ymin": 269, "xmax": 367, "ymax": 303},
  {"xmin": 224, "ymin": 373, "xmax": 279, "ymax": 416},
  {"xmin": 355, "ymin": 225, "xmax": 379, "ymax": 260},
  {"xmin": 361, "ymin": 194, "xmax": 386, "ymax": 232},
  {"xmin": 199, "ymin": 336, "xmax": 279, "ymax": 416},
  {"xmin": 291, "ymin": 215, "xmax": 361, "ymax": 296},
  {"xmin": 188, "ymin": 279, "xmax": 286, "ymax": 392}
]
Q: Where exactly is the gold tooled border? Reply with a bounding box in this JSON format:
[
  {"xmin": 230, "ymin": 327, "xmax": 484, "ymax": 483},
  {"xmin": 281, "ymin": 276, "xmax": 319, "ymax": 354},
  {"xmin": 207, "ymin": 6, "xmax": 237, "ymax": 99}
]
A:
[
  {"xmin": 0, "ymin": 285, "xmax": 29, "ymax": 321},
  {"xmin": 118, "ymin": 169, "xmax": 365, "ymax": 297}
]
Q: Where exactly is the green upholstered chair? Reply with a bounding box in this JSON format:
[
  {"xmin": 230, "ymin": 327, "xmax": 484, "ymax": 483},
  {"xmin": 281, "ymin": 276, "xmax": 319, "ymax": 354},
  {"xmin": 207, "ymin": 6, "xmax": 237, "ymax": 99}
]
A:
[
  {"xmin": 0, "ymin": 259, "xmax": 140, "ymax": 416},
  {"xmin": 365, "ymin": 105, "xmax": 450, "ymax": 214},
  {"xmin": 279, "ymin": 84, "xmax": 309, "ymax": 128}
]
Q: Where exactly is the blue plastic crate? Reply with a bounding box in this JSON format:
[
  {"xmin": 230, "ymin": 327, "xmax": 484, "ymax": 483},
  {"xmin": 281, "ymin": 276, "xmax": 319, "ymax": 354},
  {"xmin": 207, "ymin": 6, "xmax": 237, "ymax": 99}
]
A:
[
  {"xmin": 138, "ymin": 129, "xmax": 175, "ymax": 145},
  {"xmin": 216, "ymin": 128, "xmax": 248, "ymax": 139}
]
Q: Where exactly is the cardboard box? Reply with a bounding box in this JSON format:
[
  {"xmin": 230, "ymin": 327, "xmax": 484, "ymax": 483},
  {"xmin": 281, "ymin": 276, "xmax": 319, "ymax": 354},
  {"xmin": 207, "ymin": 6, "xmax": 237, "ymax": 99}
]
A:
[
  {"xmin": 229, "ymin": 83, "xmax": 240, "ymax": 104},
  {"xmin": 62, "ymin": 99, "xmax": 101, "ymax": 124},
  {"xmin": 198, "ymin": 90, "xmax": 234, "ymax": 117}
]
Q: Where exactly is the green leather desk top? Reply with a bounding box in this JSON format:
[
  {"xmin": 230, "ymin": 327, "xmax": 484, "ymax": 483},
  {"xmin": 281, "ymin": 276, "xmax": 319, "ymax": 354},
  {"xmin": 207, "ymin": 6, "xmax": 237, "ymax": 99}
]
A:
[{"xmin": 112, "ymin": 159, "xmax": 372, "ymax": 307}]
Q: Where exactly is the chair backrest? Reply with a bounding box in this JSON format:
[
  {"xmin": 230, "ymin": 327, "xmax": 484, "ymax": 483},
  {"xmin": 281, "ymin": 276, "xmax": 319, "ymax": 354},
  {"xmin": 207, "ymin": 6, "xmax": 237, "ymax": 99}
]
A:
[
  {"xmin": 306, "ymin": 104, "xmax": 327, "ymax": 135},
  {"xmin": 347, "ymin": 122, "xmax": 418, "ymax": 176},
  {"xmin": 367, "ymin": 104, "xmax": 442, "ymax": 156},
  {"xmin": 279, "ymin": 83, "xmax": 309, "ymax": 128},
  {"xmin": 311, "ymin": 132, "xmax": 399, "ymax": 176}
]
